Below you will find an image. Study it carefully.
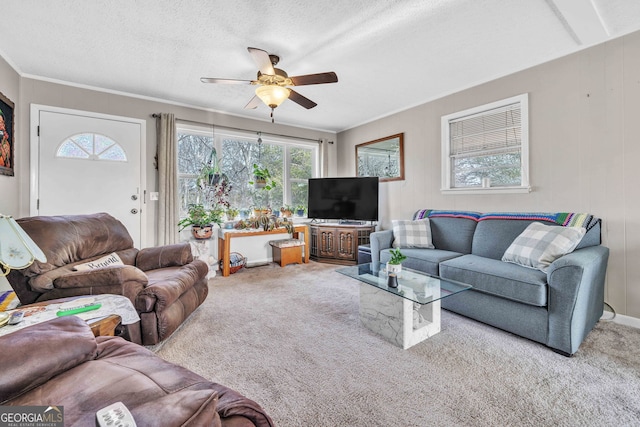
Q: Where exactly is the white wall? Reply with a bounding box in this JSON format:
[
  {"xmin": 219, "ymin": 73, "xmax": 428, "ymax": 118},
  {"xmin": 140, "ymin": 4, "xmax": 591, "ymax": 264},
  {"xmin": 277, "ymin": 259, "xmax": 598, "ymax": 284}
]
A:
[
  {"xmin": 336, "ymin": 30, "xmax": 640, "ymax": 319},
  {"xmin": 10, "ymin": 78, "xmax": 336, "ymax": 247}
]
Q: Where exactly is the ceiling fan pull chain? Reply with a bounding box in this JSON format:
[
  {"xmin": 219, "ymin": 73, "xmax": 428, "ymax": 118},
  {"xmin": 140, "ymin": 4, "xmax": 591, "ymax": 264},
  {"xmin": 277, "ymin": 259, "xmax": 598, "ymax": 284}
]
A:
[{"xmin": 270, "ymin": 107, "xmax": 275, "ymax": 123}]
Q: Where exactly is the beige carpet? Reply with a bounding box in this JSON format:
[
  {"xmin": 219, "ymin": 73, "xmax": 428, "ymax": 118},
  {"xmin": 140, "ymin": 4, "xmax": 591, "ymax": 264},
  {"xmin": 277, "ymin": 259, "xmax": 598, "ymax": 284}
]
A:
[{"xmin": 156, "ymin": 262, "xmax": 640, "ymax": 427}]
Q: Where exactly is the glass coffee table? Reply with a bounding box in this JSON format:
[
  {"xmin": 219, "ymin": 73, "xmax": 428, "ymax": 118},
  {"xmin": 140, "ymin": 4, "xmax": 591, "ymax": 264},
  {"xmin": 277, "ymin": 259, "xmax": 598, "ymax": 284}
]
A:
[{"xmin": 337, "ymin": 263, "xmax": 472, "ymax": 349}]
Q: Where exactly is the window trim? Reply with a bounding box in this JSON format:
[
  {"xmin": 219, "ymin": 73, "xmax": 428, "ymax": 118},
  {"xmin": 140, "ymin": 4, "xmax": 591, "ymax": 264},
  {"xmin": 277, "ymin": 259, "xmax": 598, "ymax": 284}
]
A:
[{"xmin": 440, "ymin": 93, "xmax": 530, "ymax": 195}]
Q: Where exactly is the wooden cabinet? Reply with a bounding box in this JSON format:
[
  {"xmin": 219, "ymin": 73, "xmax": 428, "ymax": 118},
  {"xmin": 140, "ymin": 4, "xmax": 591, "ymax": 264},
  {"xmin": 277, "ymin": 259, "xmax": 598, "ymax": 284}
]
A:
[{"xmin": 310, "ymin": 224, "xmax": 375, "ymax": 265}]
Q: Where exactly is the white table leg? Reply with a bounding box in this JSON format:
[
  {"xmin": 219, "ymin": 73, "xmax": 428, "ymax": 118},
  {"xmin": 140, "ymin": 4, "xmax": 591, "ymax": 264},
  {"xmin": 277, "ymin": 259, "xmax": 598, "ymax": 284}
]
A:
[{"xmin": 359, "ymin": 283, "xmax": 441, "ymax": 349}]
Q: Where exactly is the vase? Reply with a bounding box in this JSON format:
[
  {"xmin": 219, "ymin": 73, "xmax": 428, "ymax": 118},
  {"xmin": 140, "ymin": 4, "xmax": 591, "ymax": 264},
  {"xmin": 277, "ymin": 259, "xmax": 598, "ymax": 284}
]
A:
[
  {"xmin": 192, "ymin": 225, "xmax": 213, "ymax": 240},
  {"xmin": 387, "ymin": 262, "xmax": 402, "ymax": 275},
  {"xmin": 387, "ymin": 273, "xmax": 399, "ymax": 288}
]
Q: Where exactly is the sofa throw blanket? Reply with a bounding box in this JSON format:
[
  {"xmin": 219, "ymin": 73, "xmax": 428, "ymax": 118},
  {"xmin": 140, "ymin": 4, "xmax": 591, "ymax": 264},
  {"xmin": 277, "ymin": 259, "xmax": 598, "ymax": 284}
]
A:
[{"xmin": 414, "ymin": 210, "xmax": 600, "ymax": 231}]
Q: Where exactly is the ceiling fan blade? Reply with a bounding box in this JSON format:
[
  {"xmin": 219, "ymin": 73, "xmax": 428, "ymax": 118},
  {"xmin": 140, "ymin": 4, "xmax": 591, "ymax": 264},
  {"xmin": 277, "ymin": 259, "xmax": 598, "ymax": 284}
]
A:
[
  {"xmin": 288, "ymin": 90, "xmax": 317, "ymax": 109},
  {"xmin": 200, "ymin": 77, "xmax": 253, "ymax": 84},
  {"xmin": 247, "ymin": 47, "xmax": 275, "ymax": 75},
  {"xmin": 244, "ymin": 95, "xmax": 262, "ymax": 110},
  {"xmin": 290, "ymin": 72, "xmax": 338, "ymax": 86}
]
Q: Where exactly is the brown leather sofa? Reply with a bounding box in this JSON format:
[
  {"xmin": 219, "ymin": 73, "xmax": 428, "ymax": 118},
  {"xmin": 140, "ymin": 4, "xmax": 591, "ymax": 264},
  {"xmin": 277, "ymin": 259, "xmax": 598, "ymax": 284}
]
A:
[
  {"xmin": 0, "ymin": 316, "xmax": 274, "ymax": 427},
  {"xmin": 7, "ymin": 213, "xmax": 209, "ymax": 345}
]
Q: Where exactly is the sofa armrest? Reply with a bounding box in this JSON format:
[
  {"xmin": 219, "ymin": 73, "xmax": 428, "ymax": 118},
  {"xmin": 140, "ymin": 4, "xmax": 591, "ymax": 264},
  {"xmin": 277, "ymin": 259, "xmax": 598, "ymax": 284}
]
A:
[
  {"xmin": 0, "ymin": 316, "xmax": 97, "ymax": 403},
  {"xmin": 49, "ymin": 266, "xmax": 148, "ymax": 304},
  {"xmin": 546, "ymin": 245, "xmax": 610, "ymax": 355},
  {"xmin": 136, "ymin": 260, "xmax": 208, "ymax": 312},
  {"xmin": 369, "ymin": 230, "xmax": 394, "ymax": 266},
  {"xmin": 136, "ymin": 243, "xmax": 194, "ymax": 271}
]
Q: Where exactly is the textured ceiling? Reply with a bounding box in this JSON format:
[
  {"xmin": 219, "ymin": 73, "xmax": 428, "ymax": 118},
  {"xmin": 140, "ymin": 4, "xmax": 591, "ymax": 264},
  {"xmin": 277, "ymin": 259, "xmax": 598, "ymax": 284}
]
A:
[{"xmin": 2, "ymin": 0, "xmax": 640, "ymax": 132}]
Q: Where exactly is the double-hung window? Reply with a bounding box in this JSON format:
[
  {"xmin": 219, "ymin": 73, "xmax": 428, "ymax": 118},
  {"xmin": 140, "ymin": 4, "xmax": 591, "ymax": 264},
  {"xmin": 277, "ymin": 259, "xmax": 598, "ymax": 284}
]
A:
[
  {"xmin": 176, "ymin": 124, "xmax": 319, "ymax": 216},
  {"xmin": 441, "ymin": 94, "xmax": 529, "ymax": 194}
]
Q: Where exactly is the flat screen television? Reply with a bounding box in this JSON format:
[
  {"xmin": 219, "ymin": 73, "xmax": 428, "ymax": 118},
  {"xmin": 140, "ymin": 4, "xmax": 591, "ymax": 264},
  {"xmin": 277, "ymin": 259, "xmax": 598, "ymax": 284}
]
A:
[{"xmin": 307, "ymin": 177, "xmax": 379, "ymax": 222}]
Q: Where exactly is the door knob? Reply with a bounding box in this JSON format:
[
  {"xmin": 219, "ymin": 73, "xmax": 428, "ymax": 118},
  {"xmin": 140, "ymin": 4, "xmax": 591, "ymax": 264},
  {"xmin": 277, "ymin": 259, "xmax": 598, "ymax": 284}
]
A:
[
  {"xmin": 131, "ymin": 209, "xmax": 139, "ymax": 214},
  {"xmin": 131, "ymin": 195, "xmax": 138, "ymax": 200}
]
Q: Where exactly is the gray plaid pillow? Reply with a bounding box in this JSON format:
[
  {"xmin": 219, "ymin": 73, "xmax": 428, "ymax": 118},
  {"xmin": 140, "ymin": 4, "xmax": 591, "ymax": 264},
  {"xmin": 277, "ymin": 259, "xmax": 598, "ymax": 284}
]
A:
[
  {"xmin": 392, "ymin": 219, "xmax": 434, "ymax": 249},
  {"xmin": 502, "ymin": 222, "xmax": 586, "ymax": 272}
]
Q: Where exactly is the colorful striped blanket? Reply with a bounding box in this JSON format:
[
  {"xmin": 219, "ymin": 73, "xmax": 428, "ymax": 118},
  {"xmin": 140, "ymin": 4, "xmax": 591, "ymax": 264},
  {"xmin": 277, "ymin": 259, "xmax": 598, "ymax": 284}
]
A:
[{"xmin": 414, "ymin": 210, "xmax": 600, "ymax": 231}]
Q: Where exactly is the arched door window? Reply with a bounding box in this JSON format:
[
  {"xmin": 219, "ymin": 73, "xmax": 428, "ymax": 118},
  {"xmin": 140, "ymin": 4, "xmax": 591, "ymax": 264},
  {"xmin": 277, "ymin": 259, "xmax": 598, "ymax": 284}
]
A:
[{"xmin": 56, "ymin": 133, "xmax": 127, "ymax": 161}]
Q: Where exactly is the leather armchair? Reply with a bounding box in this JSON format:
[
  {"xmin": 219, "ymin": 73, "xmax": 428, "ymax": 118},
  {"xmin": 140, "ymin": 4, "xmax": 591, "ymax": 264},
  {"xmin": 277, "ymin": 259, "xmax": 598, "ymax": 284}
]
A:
[
  {"xmin": 0, "ymin": 316, "xmax": 273, "ymax": 427},
  {"xmin": 7, "ymin": 213, "xmax": 209, "ymax": 345}
]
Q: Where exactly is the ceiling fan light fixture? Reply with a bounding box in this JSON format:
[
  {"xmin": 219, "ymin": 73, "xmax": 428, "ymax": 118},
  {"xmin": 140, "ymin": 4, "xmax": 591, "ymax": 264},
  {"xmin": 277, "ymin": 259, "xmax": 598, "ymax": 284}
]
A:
[{"xmin": 255, "ymin": 85, "xmax": 290, "ymax": 108}]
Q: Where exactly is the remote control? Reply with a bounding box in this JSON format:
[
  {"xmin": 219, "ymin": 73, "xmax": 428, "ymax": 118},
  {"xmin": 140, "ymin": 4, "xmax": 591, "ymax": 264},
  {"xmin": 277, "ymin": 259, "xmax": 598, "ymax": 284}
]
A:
[
  {"xmin": 96, "ymin": 401, "xmax": 137, "ymax": 427},
  {"xmin": 56, "ymin": 303, "xmax": 102, "ymax": 317},
  {"xmin": 8, "ymin": 311, "xmax": 24, "ymax": 325}
]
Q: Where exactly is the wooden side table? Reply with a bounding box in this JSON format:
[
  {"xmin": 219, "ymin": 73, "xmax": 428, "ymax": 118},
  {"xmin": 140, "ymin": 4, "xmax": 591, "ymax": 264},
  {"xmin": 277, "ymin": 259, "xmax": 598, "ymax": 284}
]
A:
[
  {"xmin": 89, "ymin": 314, "xmax": 122, "ymax": 337},
  {"xmin": 218, "ymin": 224, "xmax": 310, "ymax": 277},
  {"xmin": 2, "ymin": 295, "xmax": 141, "ymax": 343}
]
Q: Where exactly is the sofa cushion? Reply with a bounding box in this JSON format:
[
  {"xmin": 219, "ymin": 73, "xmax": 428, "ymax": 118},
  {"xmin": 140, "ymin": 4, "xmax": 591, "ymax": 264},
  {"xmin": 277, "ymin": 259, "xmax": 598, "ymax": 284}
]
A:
[
  {"xmin": 413, "ymin": 210, "xmax": 479, "ymax": 254},
  {"xmin": 502, "ymin": 222, "xmax": 585, "ymax": 272},
  {"xmin": 381, "ymin": 248, "xmax": 462, "ymax": 276},
  {"xmin": 17, "ymin": 213, "xmax": 134, "ymax": 277},
  {"xmin": 440, "ymin": 255, "xmax": 548, "ymax": 306},
  {"xmin": 392, "ymin": 219, "xmax": 434, "ymax": 249},
  {"xmin": 0, "ymin": 316, "xmax": 98, "ymax": 403}
]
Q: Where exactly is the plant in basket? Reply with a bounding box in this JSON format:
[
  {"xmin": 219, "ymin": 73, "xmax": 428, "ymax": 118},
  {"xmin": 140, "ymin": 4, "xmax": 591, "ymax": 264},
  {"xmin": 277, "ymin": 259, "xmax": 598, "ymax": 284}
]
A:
[{"xmin": 178, "ymin": 204, "xmax": 224, "ymax": 240}]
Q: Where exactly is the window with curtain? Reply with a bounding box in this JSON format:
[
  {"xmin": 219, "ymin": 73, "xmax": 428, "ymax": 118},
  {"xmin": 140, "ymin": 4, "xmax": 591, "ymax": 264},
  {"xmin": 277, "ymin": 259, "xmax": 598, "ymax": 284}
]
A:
[
  {"xmin": 441, "ymin": 93, "xmax": 529, "ymax": 193},
  {"xmin": 176, "ymin": 123, "xmax": 319, "ymax": 216}
]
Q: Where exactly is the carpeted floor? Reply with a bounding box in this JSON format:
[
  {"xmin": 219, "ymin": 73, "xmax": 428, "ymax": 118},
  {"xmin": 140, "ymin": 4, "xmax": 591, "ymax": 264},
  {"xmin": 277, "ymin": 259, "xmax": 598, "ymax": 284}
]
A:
[{"xmin": 156, "ymin": 261, "xmax": 640, "ymax": 427}]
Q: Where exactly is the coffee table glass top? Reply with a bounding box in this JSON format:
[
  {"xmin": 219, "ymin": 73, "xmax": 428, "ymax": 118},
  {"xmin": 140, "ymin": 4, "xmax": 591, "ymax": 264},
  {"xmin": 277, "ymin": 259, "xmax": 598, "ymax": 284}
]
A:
[{"xmin": 336, "ymin": 263, "xmax": 472, "ymax": 305}]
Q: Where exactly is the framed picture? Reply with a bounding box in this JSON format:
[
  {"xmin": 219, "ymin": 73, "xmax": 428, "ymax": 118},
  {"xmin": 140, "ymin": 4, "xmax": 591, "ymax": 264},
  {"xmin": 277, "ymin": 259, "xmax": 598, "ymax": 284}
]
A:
[
  {"xmin": 0, "ymin": 91, "xmax": 15, "ymax": 177},
  {"xmin": 356, "ymin": 133, "xmax": 404, "ymax": 182}
]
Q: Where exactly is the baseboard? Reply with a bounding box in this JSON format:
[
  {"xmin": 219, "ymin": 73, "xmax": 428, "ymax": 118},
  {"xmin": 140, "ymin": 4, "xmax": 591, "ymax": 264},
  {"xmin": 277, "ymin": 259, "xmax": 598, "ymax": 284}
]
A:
[{"xmin": 603, "ymin": 312, "xmax": 640, "ymax": 329}]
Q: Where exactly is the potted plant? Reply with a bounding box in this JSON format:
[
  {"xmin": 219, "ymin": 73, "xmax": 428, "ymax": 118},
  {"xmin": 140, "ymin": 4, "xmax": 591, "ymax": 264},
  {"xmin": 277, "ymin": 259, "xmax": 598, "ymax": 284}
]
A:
[
  {"xmin": 247, "ymin": 212, "xmax": 294, "ymax": 233},
  {"xmin": 248, "ymin": 164, "xmax": 277, "ymax": 190},
  {"xmin": 295, "ymin": 205, "xmax": 306, "ymax": 217},
  {"xmin": 198, "ymin": 148, "xmax": 222, "ymax": 186},
  {"xmin": 387, "ymin": 248, "xmax": 407, "ymax": 274},
  {"xmin": 225, "ymin": 208, "xmax": 239, "ymax": 220},
  {"xmin": 178, "ymin": 204, "xmax": 224, "ymax": 240},
  {"xmin": 280, "ymin": 205, "xmax": 294, "ymax": 218}
]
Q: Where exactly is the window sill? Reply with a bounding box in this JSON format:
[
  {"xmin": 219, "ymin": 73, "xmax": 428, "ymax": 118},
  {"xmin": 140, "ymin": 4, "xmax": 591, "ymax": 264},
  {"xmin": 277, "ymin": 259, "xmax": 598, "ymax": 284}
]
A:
[{"xmin": 440, "ymin": 186, "xmax": 532, "ymax": 195}]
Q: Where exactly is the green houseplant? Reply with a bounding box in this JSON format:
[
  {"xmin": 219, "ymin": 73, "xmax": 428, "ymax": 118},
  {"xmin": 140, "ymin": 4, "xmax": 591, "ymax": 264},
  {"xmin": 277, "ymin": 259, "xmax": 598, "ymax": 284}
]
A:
[
  {"xmin": 280, "ymin": 205, "xmax": 294, "ymax": 218},
  {"xmin": 387, "ymin": 248, "xmax": 407, "ymax": 274},
  {"xmin": 178, "ymin": 204, "xmax": 224, "ymax": 239},
  {"xmin": 248, "ymin": 164, "xmax": 277, "ymax": 190},
  {"xmin": 295, "ymin": 205, "xmax": 306, "ymax": 217}
]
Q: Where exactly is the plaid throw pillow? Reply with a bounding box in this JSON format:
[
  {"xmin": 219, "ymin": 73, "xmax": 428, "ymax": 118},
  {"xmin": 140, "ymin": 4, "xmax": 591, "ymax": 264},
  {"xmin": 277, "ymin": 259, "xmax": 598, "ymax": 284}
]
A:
[
  {"xmin": 392, "ymin": 219, "xmax": 434, "ymax": 249},
  {"xmin": 502, "ymin": 222, "xmax": 586, "ymax": 272}
]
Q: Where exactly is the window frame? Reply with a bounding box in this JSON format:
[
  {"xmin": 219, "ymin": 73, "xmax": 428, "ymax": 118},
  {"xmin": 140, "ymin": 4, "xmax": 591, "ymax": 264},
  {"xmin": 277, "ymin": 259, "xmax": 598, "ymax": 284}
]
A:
[
  {"xmin": 440, "ymin": 93, "xmax": 530, "ymax": 195},
  {"xmin": 176, "ymin": 123, "xmax": 319, "ymax": 214}
]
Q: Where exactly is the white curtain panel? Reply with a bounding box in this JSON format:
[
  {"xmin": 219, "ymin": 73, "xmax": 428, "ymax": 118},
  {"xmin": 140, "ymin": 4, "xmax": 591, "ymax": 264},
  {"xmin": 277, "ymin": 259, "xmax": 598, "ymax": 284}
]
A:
[
  {"xmin": 319, "ymin": 139, "xmax": 329, "ymax": 178},
  {"xmin": 156, "ymin": 113, "xmax": 179, "ymax": 245}
]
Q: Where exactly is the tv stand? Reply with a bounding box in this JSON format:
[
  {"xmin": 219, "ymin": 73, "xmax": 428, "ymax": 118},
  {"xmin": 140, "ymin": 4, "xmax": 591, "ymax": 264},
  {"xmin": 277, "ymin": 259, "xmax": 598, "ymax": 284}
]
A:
[{"xmin": 309, "ymin": 223, "xmax": 375, "ymax": 265}]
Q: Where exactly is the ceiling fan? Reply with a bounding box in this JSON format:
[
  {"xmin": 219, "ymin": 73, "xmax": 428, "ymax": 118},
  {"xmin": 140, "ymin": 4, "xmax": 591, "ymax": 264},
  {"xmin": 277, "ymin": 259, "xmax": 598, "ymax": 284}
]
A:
[{"xmin": 201, "ymin": 47, "xmax": 338, "ymax": 122}]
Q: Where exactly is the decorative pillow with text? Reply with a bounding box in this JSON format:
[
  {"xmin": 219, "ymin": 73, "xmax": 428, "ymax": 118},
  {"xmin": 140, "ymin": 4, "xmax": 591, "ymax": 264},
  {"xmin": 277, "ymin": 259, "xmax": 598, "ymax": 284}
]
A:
[
  {"xmin": 502, "ymin": 222, "xmax": 585, "ymax": 272},
  {"xmin": 73, "ymin": 252, "xmax": 124, "ymax": 271},
  {"xmin": 392, "ymin": 218, "xmax": 434, "ymax": 249}
]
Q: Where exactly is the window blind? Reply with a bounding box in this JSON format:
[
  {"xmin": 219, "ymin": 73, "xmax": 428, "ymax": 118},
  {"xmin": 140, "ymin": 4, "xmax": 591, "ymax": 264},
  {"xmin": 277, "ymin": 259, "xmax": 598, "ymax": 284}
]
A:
[{"xmin": 449, "ymin": 103, "xmax": 521, "ymax": 157}]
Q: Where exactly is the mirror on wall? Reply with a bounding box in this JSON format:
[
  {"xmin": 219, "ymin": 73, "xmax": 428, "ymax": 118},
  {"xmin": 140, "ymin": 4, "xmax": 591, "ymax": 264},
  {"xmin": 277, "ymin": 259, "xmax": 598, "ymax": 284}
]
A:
[{"xmin": 355, "ymin": 133, "xmax": 404, "ymax": 182}]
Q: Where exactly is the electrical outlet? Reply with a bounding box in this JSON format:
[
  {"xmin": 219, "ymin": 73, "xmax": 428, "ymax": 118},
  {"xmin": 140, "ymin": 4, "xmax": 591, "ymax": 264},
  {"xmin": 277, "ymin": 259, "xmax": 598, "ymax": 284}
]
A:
[{"xmin": 150, "ymin": 192, "xmax": 159, "ymax": 201}]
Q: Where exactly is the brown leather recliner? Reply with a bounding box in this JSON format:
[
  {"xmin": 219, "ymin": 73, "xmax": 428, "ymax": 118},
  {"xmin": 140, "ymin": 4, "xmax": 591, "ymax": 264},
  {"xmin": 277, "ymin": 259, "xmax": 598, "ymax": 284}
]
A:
[
  {"xmin": 0, "ymin": 316, "xmax": 274, "ymax": 427},
  {"xmin": 7, "ymin": 212, "xmax": 209, "ymax": 345}
]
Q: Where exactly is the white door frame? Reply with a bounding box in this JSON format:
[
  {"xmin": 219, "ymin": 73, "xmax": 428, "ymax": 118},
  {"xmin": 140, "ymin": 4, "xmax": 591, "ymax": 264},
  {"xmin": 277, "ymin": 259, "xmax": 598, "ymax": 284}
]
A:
[{"xmin": 30, "ymin": 104, "xmax": 148, "ymax": 247}]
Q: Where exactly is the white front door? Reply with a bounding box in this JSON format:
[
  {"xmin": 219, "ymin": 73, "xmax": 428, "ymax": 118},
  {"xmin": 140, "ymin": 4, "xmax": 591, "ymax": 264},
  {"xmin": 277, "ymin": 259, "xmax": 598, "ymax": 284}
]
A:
[{"xmin": 32, "ymin": 106, "xmax": 146, "ymax": 247}]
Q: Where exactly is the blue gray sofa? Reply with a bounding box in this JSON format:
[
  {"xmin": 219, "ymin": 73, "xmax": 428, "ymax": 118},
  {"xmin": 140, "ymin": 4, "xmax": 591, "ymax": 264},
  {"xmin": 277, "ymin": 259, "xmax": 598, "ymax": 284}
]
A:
[{"xmin": 370, "ymin": 210, "xmax": 609, "ymax": 355}]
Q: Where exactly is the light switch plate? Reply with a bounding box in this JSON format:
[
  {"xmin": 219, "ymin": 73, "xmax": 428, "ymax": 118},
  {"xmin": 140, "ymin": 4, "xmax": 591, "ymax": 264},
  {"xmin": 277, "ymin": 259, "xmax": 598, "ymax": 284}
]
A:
[{"xmin": 150, "ymin": 192, "xmax": 159, "ymax": 201}]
